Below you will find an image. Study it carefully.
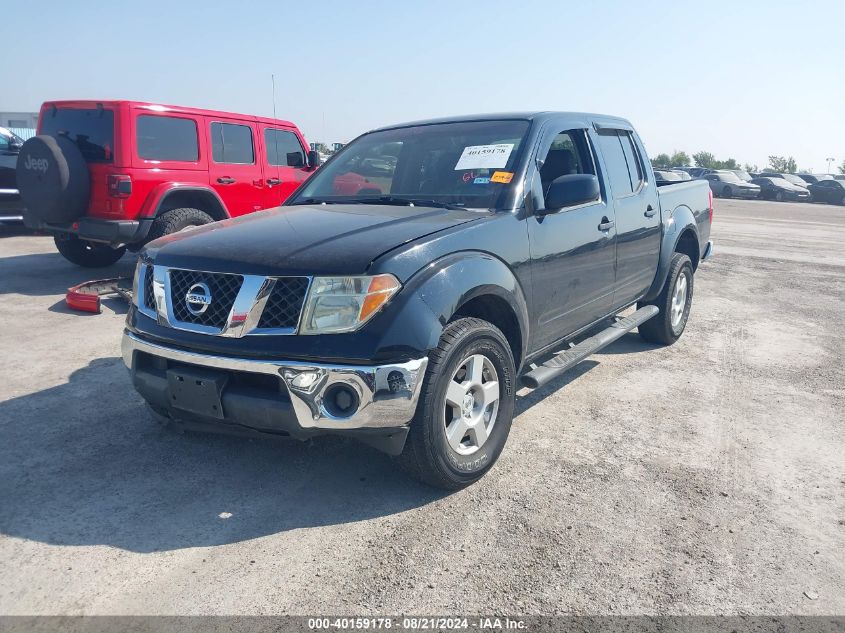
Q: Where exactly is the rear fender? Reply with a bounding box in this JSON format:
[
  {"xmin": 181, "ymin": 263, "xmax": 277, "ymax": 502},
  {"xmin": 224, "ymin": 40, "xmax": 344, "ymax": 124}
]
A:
[
  {"xmin": 643, "ymin": 205, "xmax": 698, "ymax": 301},
  {"xmin": 141, "ymin": 183, "xmax": 229, "ymax": 220}
]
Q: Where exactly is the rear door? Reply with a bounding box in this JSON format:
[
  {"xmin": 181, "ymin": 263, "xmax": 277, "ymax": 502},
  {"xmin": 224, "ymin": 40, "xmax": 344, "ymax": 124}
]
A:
[
  {"xmin": 595, "ymin": 128, "xmax": 661, "ymax": 309},
  {"xmin": 206, "ymin": 118, "xmax": 265, "ymax": 217},
  {"xmin": 259, "ymin": 125, "xmax": 311, "ymax": 207}
]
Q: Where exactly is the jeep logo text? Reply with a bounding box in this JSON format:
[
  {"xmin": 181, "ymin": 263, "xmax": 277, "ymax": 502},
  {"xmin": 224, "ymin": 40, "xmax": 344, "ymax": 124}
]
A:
[{"xmin": 24, "ymin": 155, "xmax": 49, "ymax": 174}]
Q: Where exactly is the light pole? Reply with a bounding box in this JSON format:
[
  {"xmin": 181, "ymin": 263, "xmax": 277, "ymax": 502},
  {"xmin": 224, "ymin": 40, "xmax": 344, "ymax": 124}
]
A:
[{"xmin": 827, "ymin": 157, "xmax": 835, "ymax": 173}]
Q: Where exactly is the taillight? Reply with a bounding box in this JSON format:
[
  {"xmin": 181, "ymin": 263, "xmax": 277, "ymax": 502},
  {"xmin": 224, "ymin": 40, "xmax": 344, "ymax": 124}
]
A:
[
  {"xmin": 108, "ymin": 174, "xmax": 132, "ymax": 198},
  {"xmin": 708, "ymin": 190, "xmax": 714, "ymax": 223}
]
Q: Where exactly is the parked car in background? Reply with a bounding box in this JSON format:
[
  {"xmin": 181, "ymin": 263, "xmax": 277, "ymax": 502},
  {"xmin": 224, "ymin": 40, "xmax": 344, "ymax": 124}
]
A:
[
  {"xmin": 0, "ymin": 126, "xmax": 25, "ymax": 223},
  {"xmin": 731, "ymin": 169, "xmax": 753, "ymax": 182},
  {"xmin": 669, "ymin": 169, "xmax": 691, "ymax": 180},
  {"xmin": 807, "ymin": 178, "xmax": 845, "ymax": 205},
  {"xmin": 751, "ymin": 177, "xmax": 811, "ymax": 202},
  {"xmin": 17, "ymin": 100, "xmax": 319, "ymax": 267},
  {"xmin": 835, "ymin": 175, "xmax": 845, "ymax": 181},
  {"xmin": 758, "ymin": 172, "xmax": 809, "ymax": 187},
  {"xmin": 796, "ymin": 174, "xmax": 832, "ymax": 184},
  {"xmin": 653, "ymin": 169, "xmax": 684, "ymax": 184},
  {"xmin": 681, "ymin": 167, "xmax": 708, "ymax": 178},
  {"xmin": 703, "ymin": 170, "xmax": 761, "ymax": 198}
]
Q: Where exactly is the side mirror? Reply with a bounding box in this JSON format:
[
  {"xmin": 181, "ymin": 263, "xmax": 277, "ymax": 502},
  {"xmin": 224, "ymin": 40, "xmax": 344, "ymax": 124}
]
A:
[
  {"xmin": 9, "ymin": 138, "xmax": 23, "ymax": 152},
  {"xmin": 307, "ymin": 150, "xmax": 322, "ymax": 169},
  {"xmin": 541, "ymin": 174, "xmax": 600, "ymax": 213}
]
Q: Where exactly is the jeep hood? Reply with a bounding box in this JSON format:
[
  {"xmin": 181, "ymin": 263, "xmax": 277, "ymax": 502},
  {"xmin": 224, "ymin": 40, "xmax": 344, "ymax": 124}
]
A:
[{"xmin": 146, "ymin": 204, "xmax": 485, "ymax": 277}]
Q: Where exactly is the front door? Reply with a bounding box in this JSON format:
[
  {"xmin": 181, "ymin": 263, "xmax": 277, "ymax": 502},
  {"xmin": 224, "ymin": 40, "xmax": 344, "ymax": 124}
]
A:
[
  {"xmin": 206, "ymin": 118, "xmax": 265, "ymax": 217},
  {"xmin": 527, "ymin": 128, "xmax": 617, "ymax": 351},
  {"xmin": 594, "ymin": 128, "xmax": 661, "ymax": 309},
  {"xmin": 259, "ymin": 125, "xmax": 312, "ymax": 207}
]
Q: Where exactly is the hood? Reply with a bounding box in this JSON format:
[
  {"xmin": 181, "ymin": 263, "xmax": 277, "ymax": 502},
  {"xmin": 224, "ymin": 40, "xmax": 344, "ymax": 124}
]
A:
[{"xmin": 146, "ymin": 204, "xmax": 486, "ymax": 276}]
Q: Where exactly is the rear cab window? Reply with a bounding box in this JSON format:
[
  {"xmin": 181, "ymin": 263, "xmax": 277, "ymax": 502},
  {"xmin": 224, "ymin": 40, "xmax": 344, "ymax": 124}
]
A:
[
  {"xmin": 596, "ymin": 130, "xmax": 634, "ymax": 198},
  {"xmin": 136, "ymin": 115, "xmax": 199, "ymax": 162},
  {"xmin": 40, "ymin": 107, "xmax": 115, "ymax": 162}
]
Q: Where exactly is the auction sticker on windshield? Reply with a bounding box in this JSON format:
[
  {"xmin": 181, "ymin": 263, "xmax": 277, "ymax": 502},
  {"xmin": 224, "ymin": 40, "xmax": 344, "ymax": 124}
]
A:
[{"xmin": 454, "ymin": 144, "xmax": 514, "ymax": 170}]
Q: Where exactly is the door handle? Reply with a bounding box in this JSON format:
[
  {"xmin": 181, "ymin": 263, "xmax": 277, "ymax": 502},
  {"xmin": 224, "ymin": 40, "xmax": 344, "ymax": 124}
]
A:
[
  {"xmin": 266, "ymin": 178, "xmax": 282, "ymax": 186},
  {"xmin": 216, "ymin": 177, "xmax": 236, "ymax": 185},
  {"xmin": 598, "ymin": 218, "xmax": 615, "ymax": 231},
  {"xmin": 644, "ymin": 205, "xmax": 657, "ymax": 218}
]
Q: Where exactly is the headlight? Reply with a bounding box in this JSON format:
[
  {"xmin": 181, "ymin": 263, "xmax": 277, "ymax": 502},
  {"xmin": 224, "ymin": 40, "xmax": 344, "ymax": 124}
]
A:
[
  {"xmin": 131, "ymin": 260, "xmax": 143, "ymax": 308},
  {"xmin": 299, "ymin": 274, "xmax": 401, "ymax": 334}
]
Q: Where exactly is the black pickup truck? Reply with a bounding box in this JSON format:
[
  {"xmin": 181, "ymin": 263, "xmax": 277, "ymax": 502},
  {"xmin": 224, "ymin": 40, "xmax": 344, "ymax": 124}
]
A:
[{"xmin": 123, "ymin": 112, "xmax": 713, "ymax": 489}]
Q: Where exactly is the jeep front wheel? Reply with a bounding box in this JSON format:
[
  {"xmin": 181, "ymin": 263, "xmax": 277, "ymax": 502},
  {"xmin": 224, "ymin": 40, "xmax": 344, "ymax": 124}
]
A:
[
  {"xmin": 398, "ymin": 317, "xmax": 516, "ymax": 490},
  {"xmin": 54, "ymin": 235, "xmax": 126, "ymax": 268}
]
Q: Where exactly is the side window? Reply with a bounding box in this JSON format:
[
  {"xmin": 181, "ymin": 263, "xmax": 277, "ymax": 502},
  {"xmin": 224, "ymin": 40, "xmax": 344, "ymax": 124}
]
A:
[
  {"xmin": 596, "ymin": 130, "xmax": 633, "ymax": 197},
  {"xmin": 619, "ymin": 131, "xmax": 644, "ymax": 190},
  {"xmin": 538, "ymin": 129, "xmax": 595, "ymax": 198},
  {"xmin": 136, "ymin": 115, "xmax": 198, "ymax": 161},
  {"xmin": 210, "ymin": 122, "xmax": 254, "ymax": 164},
  {"xmin": 0, "ymin": 132, "xmax": 9, "ymax": 151},
  {"xmin": 265, "ymin": 129, "xmax": 305, "ymax": 167}
]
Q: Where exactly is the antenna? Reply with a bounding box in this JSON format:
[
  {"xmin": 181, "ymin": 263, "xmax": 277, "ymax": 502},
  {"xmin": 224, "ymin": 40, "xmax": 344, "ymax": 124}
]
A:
[{"xmin": 271, "ymin": 74, "xmax": 277, "ymax": 120}]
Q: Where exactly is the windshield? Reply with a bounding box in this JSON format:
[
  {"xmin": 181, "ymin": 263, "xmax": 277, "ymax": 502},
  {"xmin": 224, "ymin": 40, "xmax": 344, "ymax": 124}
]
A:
[
  {"xmin": 291, "ymin": 120, "xmax": 531, "ymax": 209},
  {"xmin": 733, "ymin": 170, "xmax": 752, "ymax": 181},
  {"xmin": 718, "ymin": 172, "xmax": 743, "ymax": 183},
  {"xmin": 40, "ymin": 107, "xmax": 115, "ymax": 163},
  {"xmin": 782, "ymin": 174, "xmax": 807, "ymax": 186}
]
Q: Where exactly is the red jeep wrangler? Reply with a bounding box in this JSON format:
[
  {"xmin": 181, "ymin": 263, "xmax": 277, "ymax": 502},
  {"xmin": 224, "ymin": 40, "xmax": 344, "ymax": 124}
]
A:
[{"xmin": 17, "ymin": 100, "xmax": 319, "ymax": 267}]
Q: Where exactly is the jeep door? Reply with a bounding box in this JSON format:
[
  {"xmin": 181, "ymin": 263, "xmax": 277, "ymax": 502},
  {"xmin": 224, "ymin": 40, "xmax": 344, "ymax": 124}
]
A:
[
  {"xmin": 259, "ymin": 125, "xmax": 311, "ymax": 208},
  {"xmin": 526, "ymin": 126, "xmax": 617, "ymax": 351},
  {"xmin": 206, "ymin": 118, "xmax": 265, "ymax": 217},
  {"xmin": 594, "ymin": 128, "xmax": 661, "ymax": 309}
]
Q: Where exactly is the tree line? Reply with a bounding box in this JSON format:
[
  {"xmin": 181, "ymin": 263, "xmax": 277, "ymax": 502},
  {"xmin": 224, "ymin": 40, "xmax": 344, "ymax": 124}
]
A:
[{"xmin": 650, "ymin": 151, "xmax": 845, "ymax": 175}]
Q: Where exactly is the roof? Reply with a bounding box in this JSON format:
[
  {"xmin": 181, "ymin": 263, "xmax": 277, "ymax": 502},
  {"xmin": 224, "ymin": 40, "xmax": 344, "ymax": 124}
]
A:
[
  {"xmin": 371, "ymin": 111, "xmax": 634, "ymax": 132},
  {"xmin": 39, "ymin": 99, "xmax": 297, "ymax": 128}
]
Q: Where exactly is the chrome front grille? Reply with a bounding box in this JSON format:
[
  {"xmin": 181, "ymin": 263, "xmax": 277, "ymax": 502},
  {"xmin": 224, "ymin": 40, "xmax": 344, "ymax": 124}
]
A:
[
  {"xmin": 137, "ymin": 264, "xmax": 310, "ymax": 337},
  {"xmin": 168, "ymin": 269, "xmax": 244, "ymax": 329}
]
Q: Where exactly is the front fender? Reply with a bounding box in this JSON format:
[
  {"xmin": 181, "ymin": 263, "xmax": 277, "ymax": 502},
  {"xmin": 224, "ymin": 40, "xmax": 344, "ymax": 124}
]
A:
[
  {"xmin": 643, "ymin": 205, "xmax": 697, "ymax": 301},
  {"xmin": 408, "ymin": 251, "xmax": 529, "ymax": 355}
]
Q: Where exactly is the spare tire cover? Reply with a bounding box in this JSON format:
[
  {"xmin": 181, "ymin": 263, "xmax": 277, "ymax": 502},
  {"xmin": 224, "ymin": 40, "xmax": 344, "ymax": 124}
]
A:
[{"xmin": 17, "ymin": 135, "xmax": 90, "ymax": 224}]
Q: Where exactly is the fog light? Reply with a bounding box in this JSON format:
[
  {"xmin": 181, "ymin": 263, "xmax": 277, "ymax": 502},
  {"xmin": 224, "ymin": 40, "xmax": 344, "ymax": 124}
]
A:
[
  {"xmin": 289, "ymin": 371, "xmax": 320, "ymax": 389},
  {"xmin": 322, "ymin": 383, "xmax": 360, "ymax": 419}
]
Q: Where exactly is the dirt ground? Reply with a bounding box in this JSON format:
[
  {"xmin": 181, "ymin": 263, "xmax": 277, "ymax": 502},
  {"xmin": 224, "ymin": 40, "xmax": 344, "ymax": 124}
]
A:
[{"xmin": 0, "ymin": 198, "xmax": 842, "ymax": 616}]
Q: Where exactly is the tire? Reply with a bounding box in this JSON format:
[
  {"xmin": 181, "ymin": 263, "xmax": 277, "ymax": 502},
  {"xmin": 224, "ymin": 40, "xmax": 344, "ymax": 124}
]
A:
[
  {"xmin": 146, "ymin": 207, "xmax": 215, "ymax": 242},
  {"xmin": 775, "ymin": 191, "xmax": 784, "ymax": 202},
  {"xmin": 397, "ymin": 317, "xmax": 516, "ymax": 490},
  {"xmin": 637, "ymin": 253, "xmax": 693, "ymax": 345},
  {"xmin": 839, "ymin": 194, "xmax": 845, "ymax": 206},
  {"xmin": 17, "ymin": 135, "xmax": 90, "ymax": 223},
  {"xmin": 54, "ymin": 234, "xmax": 126, "ymax": 268},
  {"xmin": 722, "ymin": 186, "xmax": 732, "ymax": 199}
]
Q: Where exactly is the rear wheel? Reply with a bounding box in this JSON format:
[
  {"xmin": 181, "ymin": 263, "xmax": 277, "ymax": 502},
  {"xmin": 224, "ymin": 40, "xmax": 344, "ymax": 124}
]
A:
[
  {"xmin": 397, "ymin": 317, "xmax": 516, "ymax": 490},
  {"xmin": 146, "ymin": 207, "xmax": 215, "ymax": 242},
  {"xmin": 54, "ymin": 234, "xmax": 126, "ymax": 268},
  {"xmin": 638, "ymin": 253, "xmax": 693, "ymax": 345},
  {"xmin": 775, "ymin": 191, "xmax": 785, "ymax": 202}
]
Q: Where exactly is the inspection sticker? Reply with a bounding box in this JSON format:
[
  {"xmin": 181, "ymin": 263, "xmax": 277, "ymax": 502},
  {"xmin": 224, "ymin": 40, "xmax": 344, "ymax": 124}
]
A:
[
  {"xmin": 491, "ymin": 171, "xmax": 514, "ymax": 184},
  {"xmin": 473, "ymin": 177, "xmax": 491, "ymax": 184},
  {"xmin": 454, "ymin": 144, "xmax": 514, "ymax": 170}
]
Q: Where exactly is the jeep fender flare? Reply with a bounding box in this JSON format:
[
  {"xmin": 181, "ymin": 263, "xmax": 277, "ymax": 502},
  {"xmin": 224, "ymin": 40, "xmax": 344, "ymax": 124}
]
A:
[
  {"xmin": 643, "ymin": 204, "xmax": 699, "ymax": 301},
  {"xmin": 405, "ymin": 251, "xmax": 529, "ymax": 364},
  {"xmin": 141, "ymin": 183, "xmax": 230, "ymax": 221}
]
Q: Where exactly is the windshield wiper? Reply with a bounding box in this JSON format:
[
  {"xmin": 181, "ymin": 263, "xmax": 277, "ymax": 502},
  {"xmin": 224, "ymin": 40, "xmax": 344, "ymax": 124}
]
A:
[{"xmin": 350, "ymin": 196, "xmax": 467, "ymax": 211}]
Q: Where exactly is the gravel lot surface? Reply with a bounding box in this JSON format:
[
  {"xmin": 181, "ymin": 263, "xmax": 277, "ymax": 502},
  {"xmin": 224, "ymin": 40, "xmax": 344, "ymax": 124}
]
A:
[{"xmin": 0, "ymin": 199, "xmax": 843, "ymax": 616}]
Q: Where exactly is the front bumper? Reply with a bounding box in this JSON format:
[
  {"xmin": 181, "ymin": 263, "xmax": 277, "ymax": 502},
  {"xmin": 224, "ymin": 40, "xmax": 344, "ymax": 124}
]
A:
[{"xmin": 121, "ymin": 331, "xmax": 428, "ymax": 453}]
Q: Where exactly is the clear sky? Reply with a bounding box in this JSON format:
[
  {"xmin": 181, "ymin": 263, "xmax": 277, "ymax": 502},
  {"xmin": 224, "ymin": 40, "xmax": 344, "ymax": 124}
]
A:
[{"xmin": 4, "ymin": 0, "xmax": 843, "ymax": 172}]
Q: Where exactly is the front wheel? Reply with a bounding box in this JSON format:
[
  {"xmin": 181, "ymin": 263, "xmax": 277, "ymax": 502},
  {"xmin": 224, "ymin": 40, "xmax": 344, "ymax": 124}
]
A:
[
  {"xmin": 397, "ymin": 317, "xmax": 516, "ymax": 490},
  {"xmin": 54, "ymin": 235, "xmax": 126, "ymax": 268},
  {"xmin": 638, "ymin": 253, "xmax": 693, "ymax": 345},
  {"xmin": 722, "ymin": 186, "xmax": 732, "ymax": 199},
  {"xmin": 775, "ymin": 191, "xmax": 785, "ymax": 202}
]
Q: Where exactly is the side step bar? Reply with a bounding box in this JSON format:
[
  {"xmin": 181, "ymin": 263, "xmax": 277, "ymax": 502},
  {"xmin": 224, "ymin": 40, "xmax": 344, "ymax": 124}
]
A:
[{"xmin": 521, "ymin": 305, "xmax": 659, "ymax": 389}]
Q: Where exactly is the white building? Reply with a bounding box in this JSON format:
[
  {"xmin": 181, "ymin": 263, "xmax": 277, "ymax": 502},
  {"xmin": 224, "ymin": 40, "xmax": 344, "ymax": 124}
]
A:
[{"xmin": 0, "ymin": 112, "xmax": 38, "ymax": 130}]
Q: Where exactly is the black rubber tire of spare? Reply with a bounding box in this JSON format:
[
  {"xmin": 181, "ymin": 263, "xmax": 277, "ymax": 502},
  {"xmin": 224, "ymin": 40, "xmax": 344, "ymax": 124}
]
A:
[
  {"xmin": 54, "ymin": 234, "xmax": 126, "ymax": 268},
  {"xmin": 397, "ymin": 317, "xmax": 516, "ymax": 490},
  {"xmin": 637, "ymin": 253, "xmax": 694, "ymax": 346},
  {"xmin": 145, "ymin": 207, "xmax": 215, "ymax": 242},
  {"xmin": 16, "ymin": 135, "xmax": 90, "ymax": 223}
]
